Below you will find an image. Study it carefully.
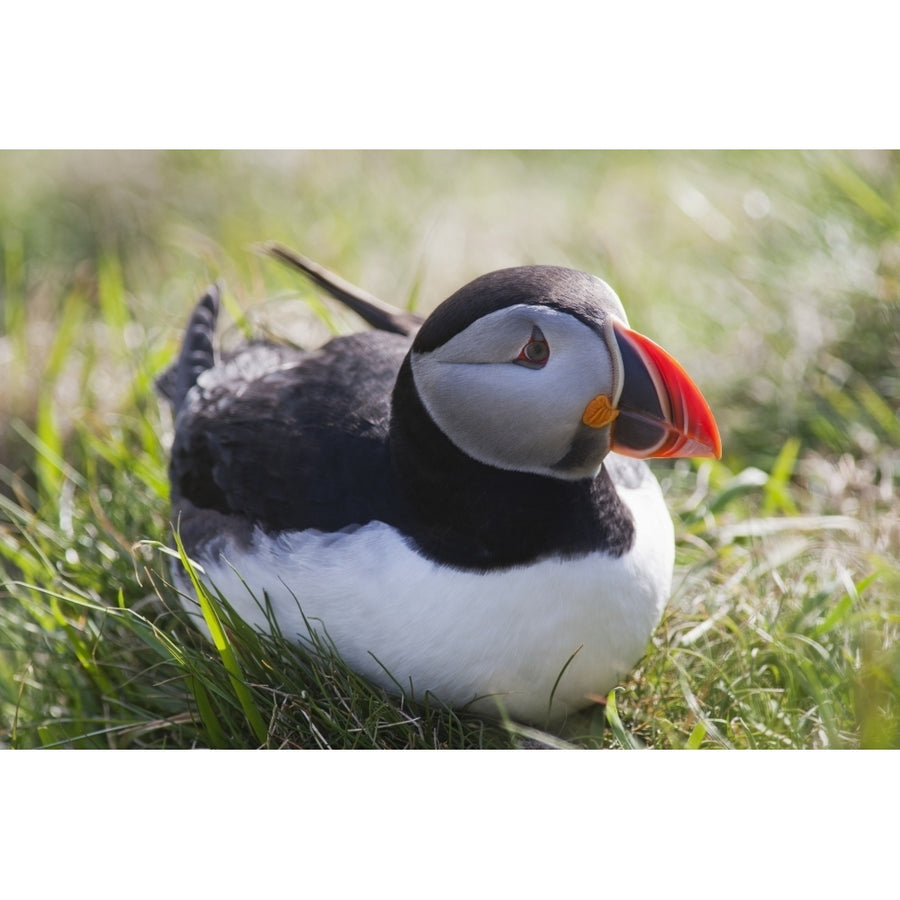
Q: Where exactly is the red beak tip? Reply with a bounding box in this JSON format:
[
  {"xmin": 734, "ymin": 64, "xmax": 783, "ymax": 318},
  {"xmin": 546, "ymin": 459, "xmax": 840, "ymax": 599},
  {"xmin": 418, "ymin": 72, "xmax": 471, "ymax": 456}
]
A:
[{"xmin": 611, "ymin": 320, "xmax": 721, "ymax": 461}]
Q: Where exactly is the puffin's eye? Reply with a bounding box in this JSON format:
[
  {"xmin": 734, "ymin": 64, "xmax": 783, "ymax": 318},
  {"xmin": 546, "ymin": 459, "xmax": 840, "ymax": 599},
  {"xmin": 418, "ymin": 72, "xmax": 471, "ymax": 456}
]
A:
[{"xmin": 515, "ymin": 327, "xmax": 550, "ymax": 369}]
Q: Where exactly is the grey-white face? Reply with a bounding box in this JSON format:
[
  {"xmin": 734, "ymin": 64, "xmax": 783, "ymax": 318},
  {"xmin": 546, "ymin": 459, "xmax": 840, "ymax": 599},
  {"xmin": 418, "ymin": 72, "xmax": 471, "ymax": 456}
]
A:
[{"xmin": 410, "ymin": 302, "xmax": 628, "ymax": 480}]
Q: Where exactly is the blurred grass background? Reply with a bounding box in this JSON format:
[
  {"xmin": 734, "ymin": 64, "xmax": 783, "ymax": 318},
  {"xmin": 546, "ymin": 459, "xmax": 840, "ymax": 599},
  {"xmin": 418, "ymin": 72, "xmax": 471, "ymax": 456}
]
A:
[{"xmin": 1, "ymin": 149, "xmax": 898, "ymax": 748}]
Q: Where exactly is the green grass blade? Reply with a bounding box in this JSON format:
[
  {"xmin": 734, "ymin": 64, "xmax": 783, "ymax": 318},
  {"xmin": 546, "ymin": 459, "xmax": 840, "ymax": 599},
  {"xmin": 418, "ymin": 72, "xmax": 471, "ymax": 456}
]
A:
[
  {"xmin": 605, "ymin": 689, "xmax": 643, "ymax": 749},
  {"xmin": 171, "ymin": 531, "xmax": 269, "ymax": 745},
  {"xmin": 762, "ymin": 437, "xmax": 801, "ymax": 516},
  {"xmin": 685, "ymin": 722, "xmax": 707, "ymax": 749}
]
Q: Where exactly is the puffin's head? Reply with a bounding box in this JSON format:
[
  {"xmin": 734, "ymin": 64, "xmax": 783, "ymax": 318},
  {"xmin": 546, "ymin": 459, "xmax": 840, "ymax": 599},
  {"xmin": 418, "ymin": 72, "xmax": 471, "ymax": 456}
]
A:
[{"xmin": 409, "ymin": 265, "xmax": 721, "ymax": 480}]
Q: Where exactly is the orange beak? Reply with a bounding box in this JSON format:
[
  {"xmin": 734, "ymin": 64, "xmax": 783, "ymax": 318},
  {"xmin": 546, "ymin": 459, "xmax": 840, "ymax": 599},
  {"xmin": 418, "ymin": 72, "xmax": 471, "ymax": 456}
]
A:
[{"xmin": 609, "ymin": 321, "xmax": 722, "ymax": 460}]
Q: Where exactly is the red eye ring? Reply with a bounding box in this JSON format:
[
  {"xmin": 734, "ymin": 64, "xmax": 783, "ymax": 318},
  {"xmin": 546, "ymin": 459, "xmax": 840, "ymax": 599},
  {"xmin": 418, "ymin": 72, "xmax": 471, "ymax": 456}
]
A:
[{"xmin": 515, "ymin": 327, "xmax": 550, "ymax": 369}]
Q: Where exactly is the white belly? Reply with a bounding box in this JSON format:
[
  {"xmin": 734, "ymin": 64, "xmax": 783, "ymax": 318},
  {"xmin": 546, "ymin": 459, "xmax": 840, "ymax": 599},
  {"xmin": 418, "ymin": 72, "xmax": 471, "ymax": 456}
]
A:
[{"xmin": 179, "ymin": 464, "xmax": 674, "ymax": 724}]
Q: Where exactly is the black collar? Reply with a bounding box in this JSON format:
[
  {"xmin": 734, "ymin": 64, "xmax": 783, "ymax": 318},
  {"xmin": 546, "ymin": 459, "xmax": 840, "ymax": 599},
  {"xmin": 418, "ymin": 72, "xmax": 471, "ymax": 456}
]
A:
[{"xmin": 389, "ymin": 356, "xmax": 635, "ymax": 571}]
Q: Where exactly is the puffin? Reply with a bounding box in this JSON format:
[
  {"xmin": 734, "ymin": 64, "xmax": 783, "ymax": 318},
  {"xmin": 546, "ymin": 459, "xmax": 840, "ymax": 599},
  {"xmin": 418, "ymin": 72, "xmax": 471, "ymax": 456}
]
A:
[{"xmin": 158, "ymin": 244, "xmax": 721, "ymax": 724}]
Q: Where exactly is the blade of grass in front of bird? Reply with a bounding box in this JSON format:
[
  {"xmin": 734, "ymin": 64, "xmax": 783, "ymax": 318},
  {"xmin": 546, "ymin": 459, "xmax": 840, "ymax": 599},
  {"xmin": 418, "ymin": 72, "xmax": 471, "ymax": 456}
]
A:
[
  {"xmin": 547, "ymin": 643, "xmax": 583, "ymax": 725},
  {"xmin": 605, "ymin": 688, "xmax": 643, "ymax": 749},
  {"xmin": 171, "ymin": 530, "xmax": 269, "ymax": 745},
  {"xmin": 190, "ymin": 677, "xmax": 232, "ymax": 749}
]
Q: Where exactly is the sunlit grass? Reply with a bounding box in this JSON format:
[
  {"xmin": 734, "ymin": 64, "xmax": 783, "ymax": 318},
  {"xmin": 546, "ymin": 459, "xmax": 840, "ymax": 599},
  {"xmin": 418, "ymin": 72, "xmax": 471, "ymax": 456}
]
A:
[{"xmin": 1, "ymin": 149, "xmax": 898, "ymax": 748}]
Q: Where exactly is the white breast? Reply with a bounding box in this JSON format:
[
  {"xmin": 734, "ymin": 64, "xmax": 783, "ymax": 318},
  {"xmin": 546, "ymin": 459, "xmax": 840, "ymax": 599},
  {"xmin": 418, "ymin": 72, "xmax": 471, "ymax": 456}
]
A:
[{"xmin": 178, "ymin": 458, "xmax": 674, "ymax": 724}]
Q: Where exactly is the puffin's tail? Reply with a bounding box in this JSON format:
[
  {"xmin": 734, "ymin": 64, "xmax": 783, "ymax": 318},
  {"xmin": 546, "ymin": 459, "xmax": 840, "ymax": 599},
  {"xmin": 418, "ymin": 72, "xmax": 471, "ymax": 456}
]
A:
[
  {"xmin": 156, "ymin": 284, "xmax": 220, "ymax": 415},
  {"xmin": 258, "ymin": 241, "xmax": 423, "ymax": 337}
]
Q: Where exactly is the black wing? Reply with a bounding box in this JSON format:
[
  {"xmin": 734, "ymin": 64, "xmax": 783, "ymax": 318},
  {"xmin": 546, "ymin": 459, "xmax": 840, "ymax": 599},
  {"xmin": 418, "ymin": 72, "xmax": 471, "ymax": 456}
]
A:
[{"xmin": 169, "ymin": 329, "xmax": 412, "ymax": 532}]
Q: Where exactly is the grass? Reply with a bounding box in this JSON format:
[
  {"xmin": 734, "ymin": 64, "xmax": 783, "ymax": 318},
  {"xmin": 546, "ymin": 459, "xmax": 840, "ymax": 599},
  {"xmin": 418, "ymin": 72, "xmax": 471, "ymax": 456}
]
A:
[{"xmin": 1, "ymin": 149, "xmax": 898, "ymax": 749}]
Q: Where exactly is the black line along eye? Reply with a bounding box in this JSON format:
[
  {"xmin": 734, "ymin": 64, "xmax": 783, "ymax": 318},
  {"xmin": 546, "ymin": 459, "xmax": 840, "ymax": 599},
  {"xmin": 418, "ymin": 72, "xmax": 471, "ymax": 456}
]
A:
[{"xmin": 515, "ymin": 327, "xmax": 550, "ymax": 368}]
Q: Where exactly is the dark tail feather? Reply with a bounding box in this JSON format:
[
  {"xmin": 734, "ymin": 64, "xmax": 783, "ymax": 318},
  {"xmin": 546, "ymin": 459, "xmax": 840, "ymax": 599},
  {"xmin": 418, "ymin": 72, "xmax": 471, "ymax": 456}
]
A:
[
  {"xmin": 156, "ymin": 284, "xmax": 221, "ymax": 414},
  {"xmin": 258, "ymin": 241, "xmax": 423, "ymax": 337}
]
